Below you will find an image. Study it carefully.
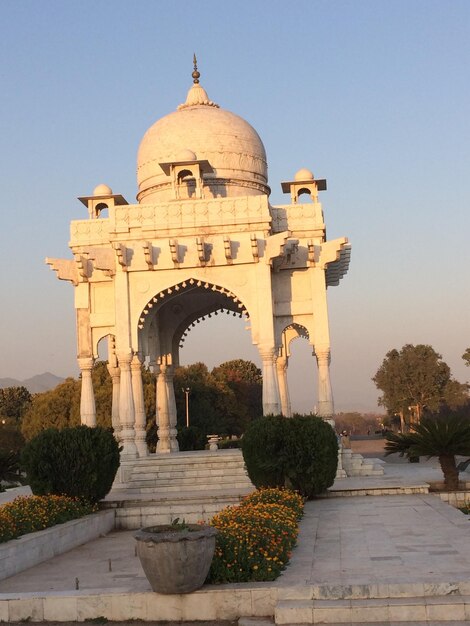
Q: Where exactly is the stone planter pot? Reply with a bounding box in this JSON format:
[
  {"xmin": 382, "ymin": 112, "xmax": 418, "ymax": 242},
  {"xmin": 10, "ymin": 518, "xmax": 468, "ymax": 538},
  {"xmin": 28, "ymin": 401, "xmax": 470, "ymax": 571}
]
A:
[{"xmin": 134, "ymin": 524, "xmax": 218, "ymax": 594}]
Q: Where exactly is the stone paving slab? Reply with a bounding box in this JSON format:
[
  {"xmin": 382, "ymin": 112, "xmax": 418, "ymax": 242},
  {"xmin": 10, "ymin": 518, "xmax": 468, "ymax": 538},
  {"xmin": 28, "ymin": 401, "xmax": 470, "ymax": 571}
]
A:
[
  {"xmin": 2, "ymin": 462, "xmax": 470, "ymax": 622},
  {"xmin": 278, "ymin": 494, "xmax": 470, "ymax": 589},
  {"xmin": 1, "ymin": 493, "xmax": 470, "ymax": 596}
]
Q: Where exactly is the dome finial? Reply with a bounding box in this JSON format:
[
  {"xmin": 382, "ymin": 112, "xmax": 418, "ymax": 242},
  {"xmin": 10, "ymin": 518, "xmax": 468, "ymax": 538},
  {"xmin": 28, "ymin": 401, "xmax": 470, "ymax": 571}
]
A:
[{"xmin": 192, "ymin": 53, "xmax": 200, "ymax": 84}]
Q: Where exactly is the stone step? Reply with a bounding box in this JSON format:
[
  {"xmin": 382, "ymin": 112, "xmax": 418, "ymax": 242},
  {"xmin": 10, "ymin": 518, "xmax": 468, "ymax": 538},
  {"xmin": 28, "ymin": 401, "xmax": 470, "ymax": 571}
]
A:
[
  {"xmin": 132, "ymin": 450, "xmax": 244, "ymax": 466},
  {"xmin": 133, "ymin": 458, "xmax": 245, "ymax": 470},
  {"xmin": 340, "ymin": 450, "xmax": 385, "ymax": 477},
  {"xmin": 133, "ymin": 467, "xmax": 248, "ymax": 480},
  {"xmin": 346, "ymin": 468, "xmax": 385, "ymax": 477},
  {"xmin": 137, "ymin": 478, "xmax": 251, "ymax": 490},
  {"xmin": 275, "ymin": 596, "xmax": 470, "ymax": 624},
  {"xmin": 126, "ymin": 451, "xmax": 250, "ymax": 490},
  {"xmin": 328, "ymin": 485, "xmax": 429, "ymax": 497}
]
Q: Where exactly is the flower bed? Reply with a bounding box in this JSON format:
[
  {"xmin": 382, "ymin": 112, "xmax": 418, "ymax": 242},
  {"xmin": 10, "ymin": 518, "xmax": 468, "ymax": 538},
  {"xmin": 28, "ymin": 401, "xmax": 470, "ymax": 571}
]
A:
[
  {"xmin": 207, "ymin": 488, "xmax": 303, "ymax": 583},
  {"xmin": 0, "ymin": 495, "xmax": 97, "ymax": 543}
]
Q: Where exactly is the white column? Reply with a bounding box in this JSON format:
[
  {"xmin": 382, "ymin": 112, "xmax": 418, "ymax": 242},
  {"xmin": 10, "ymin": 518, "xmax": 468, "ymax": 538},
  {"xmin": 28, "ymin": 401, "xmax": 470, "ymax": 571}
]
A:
[
  {"xmin": 117, "ymin": 351, "xmax": 137, "ymax": 458},
  {"xmin": 107, "ymin": 364, "xmax": 121, "ymax": 436},
  {"xmin": 315, "ymin": 347, "xmax": 334, "ymax": 417},
  {"xmin": 259, "ymin": 347, "xmax": 281, "ymax": 415},
  {"xmin": 165, "ymin": 364, "xmax": 179, "ymax": 452},
  {"xmin": 156, "ymin": 360, "xmax": 171, "ymax": 453},
  {"xmin": 276, "ymin": 356, "xmax": 292, "ymax": 417},
  {"xmin": 78, "ymin": 357, "xmax": 96, "ymax": 427},
  {"xmin": 131, "ymin": 353, "xmax": 148, "ymax": 457}
]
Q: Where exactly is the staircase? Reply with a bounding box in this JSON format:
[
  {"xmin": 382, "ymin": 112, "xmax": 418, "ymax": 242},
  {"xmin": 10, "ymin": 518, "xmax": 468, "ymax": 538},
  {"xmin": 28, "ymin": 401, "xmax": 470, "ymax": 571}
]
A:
[
  {"xmin": 122, "ymin": 449, "xmax": 253, "ymax": 493},
  {"xmin": 102, "ymin": 449, "xmax": 255, "ymax": 528},
  {"xmin": 341, "ymin": 447, "xmax": 384, "ymax": 476}
]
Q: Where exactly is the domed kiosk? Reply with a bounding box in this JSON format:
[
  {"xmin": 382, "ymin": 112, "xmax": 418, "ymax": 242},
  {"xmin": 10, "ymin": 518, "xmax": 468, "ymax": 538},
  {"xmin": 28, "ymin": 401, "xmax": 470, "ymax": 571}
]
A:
[{"xmin": 47, "ymin": 61, "xmax": 351, "ymax": 467}]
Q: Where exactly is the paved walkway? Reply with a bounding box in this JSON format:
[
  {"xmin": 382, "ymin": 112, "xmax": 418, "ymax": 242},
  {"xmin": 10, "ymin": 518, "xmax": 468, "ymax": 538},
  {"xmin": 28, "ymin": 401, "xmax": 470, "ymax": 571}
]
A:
[{"xmin": 1, "ymin": 458, "xmax": 470, "ymax": 596}]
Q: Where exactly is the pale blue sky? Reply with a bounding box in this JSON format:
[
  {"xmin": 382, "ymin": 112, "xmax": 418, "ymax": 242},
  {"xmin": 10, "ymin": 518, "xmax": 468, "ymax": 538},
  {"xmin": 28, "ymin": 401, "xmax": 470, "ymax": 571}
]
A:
[{"xmin": 1, "ymin": 0, "xmax": 469, "ymax": 412}]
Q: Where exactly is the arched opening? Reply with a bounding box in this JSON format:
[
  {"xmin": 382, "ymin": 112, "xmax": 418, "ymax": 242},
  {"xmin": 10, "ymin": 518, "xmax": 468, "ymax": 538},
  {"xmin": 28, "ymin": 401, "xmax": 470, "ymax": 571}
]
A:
[
  {"xmin": 287, "ymin": 338, "xmax": 317, "ymax": 414},
  {"xmin": 177, "ymin": 169, "xmax": 196, "ymax": 198},
  {"xmin": 95, "ymin": 202, "xmax": 109, "ymax": 218},
  {"xmin": 137, "ymin": 279, "xmax": 260, "ymax": 450},
  {"xmin": 297, "ymin": 188, "xmax": 313, "ymax": 203},
  {"xmin": 279, "ymin": 323, "xmax": 316, "ymax": 416},
  {"xmin": 96, "ymin": 335, "xmax": 109, "ymax": 361}
]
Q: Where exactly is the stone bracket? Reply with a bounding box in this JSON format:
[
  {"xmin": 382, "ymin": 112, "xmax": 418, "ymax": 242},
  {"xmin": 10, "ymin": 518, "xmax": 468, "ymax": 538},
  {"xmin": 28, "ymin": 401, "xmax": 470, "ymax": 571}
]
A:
[
  {"xmin": 196, "ymin": 237, "xmax": 207, "ymax": 266},
  {"xmin": 265, "ymin": 230, "xmax": 292, "ymax": 266},
  {"xmin": 45, "ymin": 258, "xmax": 79, "ymax": 286},
  {"xmin": 113, "ymin": 242, "xmax": 129, "ymax": 270},
  {"xmin": 318, "ymin": 237, "xmax": 348, "ymax": 268},
  {"xmin": 169, "ymin": 239, "xmax": 179, "ymax": 267},
  {"xmin": 73, "ymin": 254, "xmax": 89, "ymax": 282},
  {"xmin": 250, "ymin": 233, "xmax": 259, "ymax": 262},
  {"xmin": 223, "ymin": 236, "xmax": 233, "ymax": 264},
  {"xmin": 86, "ymin": 248, "xmax": 116, "ymax": 277},
  {"xmin": 143, "ymin": 242, "xmax": 155, "ymax": 270}
]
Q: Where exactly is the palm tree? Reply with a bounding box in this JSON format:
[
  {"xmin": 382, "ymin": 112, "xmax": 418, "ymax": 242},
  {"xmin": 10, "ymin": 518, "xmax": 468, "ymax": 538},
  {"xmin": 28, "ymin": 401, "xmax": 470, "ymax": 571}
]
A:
[{"xmin": 384, "ymin": 412, "xmax": 470, "ymax": 490}]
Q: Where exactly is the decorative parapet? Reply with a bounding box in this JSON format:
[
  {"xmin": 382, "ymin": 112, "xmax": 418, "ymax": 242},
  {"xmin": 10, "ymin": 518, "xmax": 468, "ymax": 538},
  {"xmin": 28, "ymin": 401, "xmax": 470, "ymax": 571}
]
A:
[
  {"xmin": 111, "ymin": 195, "xmax": 271, "ymax": 236},
  {"xmin": 70, "ymin": 218, "xmax": 111, "ymax": 247},
  {"xmin": 271, "ymin": 203, "xmax": 325, "ymax": 236}
]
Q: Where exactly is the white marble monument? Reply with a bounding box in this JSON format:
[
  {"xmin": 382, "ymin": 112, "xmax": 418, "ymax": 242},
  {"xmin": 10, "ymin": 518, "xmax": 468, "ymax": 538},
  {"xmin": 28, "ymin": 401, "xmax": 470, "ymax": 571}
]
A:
[{"xmin": 47, "ymin": 59, "xmax": 350, "ymax": 458}]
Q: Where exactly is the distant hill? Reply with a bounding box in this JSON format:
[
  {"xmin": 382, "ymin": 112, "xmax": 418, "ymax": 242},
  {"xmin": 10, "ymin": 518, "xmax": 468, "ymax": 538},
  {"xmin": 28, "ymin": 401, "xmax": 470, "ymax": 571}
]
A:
[{"xmin": 0, "ymin": 372, "xmax": 64, "ymax": 393}]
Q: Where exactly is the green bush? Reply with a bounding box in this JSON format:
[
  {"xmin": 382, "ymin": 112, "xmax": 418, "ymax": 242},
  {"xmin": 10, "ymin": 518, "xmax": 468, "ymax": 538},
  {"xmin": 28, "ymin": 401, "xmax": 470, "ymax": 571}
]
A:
[
  {"xmin": 241, "ymin": 415, "xmax": 288, "ymax": 488},
  {"xmin": 242, "ymin": 414, "xmax": 338, "ymax": 498},
  {"xmin": 0, "ymin": 424, "xmax": 25, "ymax": 486},
  {"xmin": 284, "ymin": 415, "xmax": 338, "ymax": 498},
  {"xmin": 21, "ymin": 426, "xmax": 120, "ymax": 503},
  {"xmin": 0, "ymin": 449, "xmax": 20, "ymax": 486},
  {"xmin": 177, "ymin": 425, "xmax": 207, "ymax": 450},
  {"xmin": 218, "ymin": 438, "xmax": 242, "ymax": 449}
]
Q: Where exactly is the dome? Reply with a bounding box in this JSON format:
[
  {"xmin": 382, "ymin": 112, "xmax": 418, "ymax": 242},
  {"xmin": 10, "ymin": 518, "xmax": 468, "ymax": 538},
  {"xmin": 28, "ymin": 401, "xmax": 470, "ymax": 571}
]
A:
[
  {"xmin": 294, "ymin": 168, "xmax": 314, "ymax": 181},
  {"xmin": 93, "ymin": 183, "xmax": 113, "ymax": 196},
  {"xmin": 136, "ymin": 82, "xmax": 269, "ymax": 203}
]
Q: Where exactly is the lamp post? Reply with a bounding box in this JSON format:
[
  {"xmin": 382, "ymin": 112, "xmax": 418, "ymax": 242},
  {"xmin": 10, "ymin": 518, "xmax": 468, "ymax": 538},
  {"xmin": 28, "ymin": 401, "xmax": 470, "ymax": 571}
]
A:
[{"xmin": 182, "ymin": 387, "xmax": 190, "ymax": 427}]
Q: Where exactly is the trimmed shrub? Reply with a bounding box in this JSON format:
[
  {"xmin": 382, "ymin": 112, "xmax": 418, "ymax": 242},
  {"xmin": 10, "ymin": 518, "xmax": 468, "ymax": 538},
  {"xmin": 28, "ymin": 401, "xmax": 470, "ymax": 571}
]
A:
[
  {"xmin": 21, "ymin": 426, "xmax": 120, "ymax": 503},
  {"xmin": 241, "ymin": 415, "xmax": 288, "ymax": 487},
  {"xmin": 177, "ymin": 425, "xmax": 207, "ymax": 451},
  {"xmin": 218, "ymin": 438, "xmax": 242, "ymax": 449},
  {"xmin": 242, "ymin": 414, "xmax": 338, "ymax": 498},
  {"xmin": 208, "ymin": 489, "xmax": 303, "ymax": 583},
  {"xmin": 284, "ymin": 415, "xmax": 338, "ymax": 498}
]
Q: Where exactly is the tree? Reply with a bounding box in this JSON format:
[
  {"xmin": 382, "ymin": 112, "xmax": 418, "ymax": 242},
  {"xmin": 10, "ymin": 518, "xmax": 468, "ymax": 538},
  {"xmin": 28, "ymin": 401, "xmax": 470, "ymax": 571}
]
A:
[
  {"xmin": 462, "ymin": 348, "xmax": 470, "ymax": 368},
  {"xmin": 173, "ymin": 363, "xmax": 235, "ymax": 444},
  {"xmin": 334, "ymin": 412, "xmax": 383, "ymax": 435},
  {"xmin": 212, "ymin": 359, "xmax": 262, "ymax": 385},
  {"xmin": 0, "ymin": 386, "xmax": 32, "ymax": 423},
  {"xmin": 21, "ymin": 378, "xmax": 81, "ymax": 440},
  {"xmin": 212, "ymin": 360, "xmax": 262, "ymax": 433},
  {"xmin": 20, "ymin": 362, "xmax": 120, "ymax": 440},
  {"xmin": 384, "ymin": 411, "xmax": 470, "ymax": 490},
  {"xmin": 373, "ymin": 344, "xmax": 468, "ymax": 431}
]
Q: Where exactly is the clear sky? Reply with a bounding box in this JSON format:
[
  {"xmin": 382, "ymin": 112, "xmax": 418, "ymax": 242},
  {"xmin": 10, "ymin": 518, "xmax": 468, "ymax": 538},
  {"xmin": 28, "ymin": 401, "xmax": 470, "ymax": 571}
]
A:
[{"xmin": 1, "ymin": 0, "xmax": 469, "ymax": 413}]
